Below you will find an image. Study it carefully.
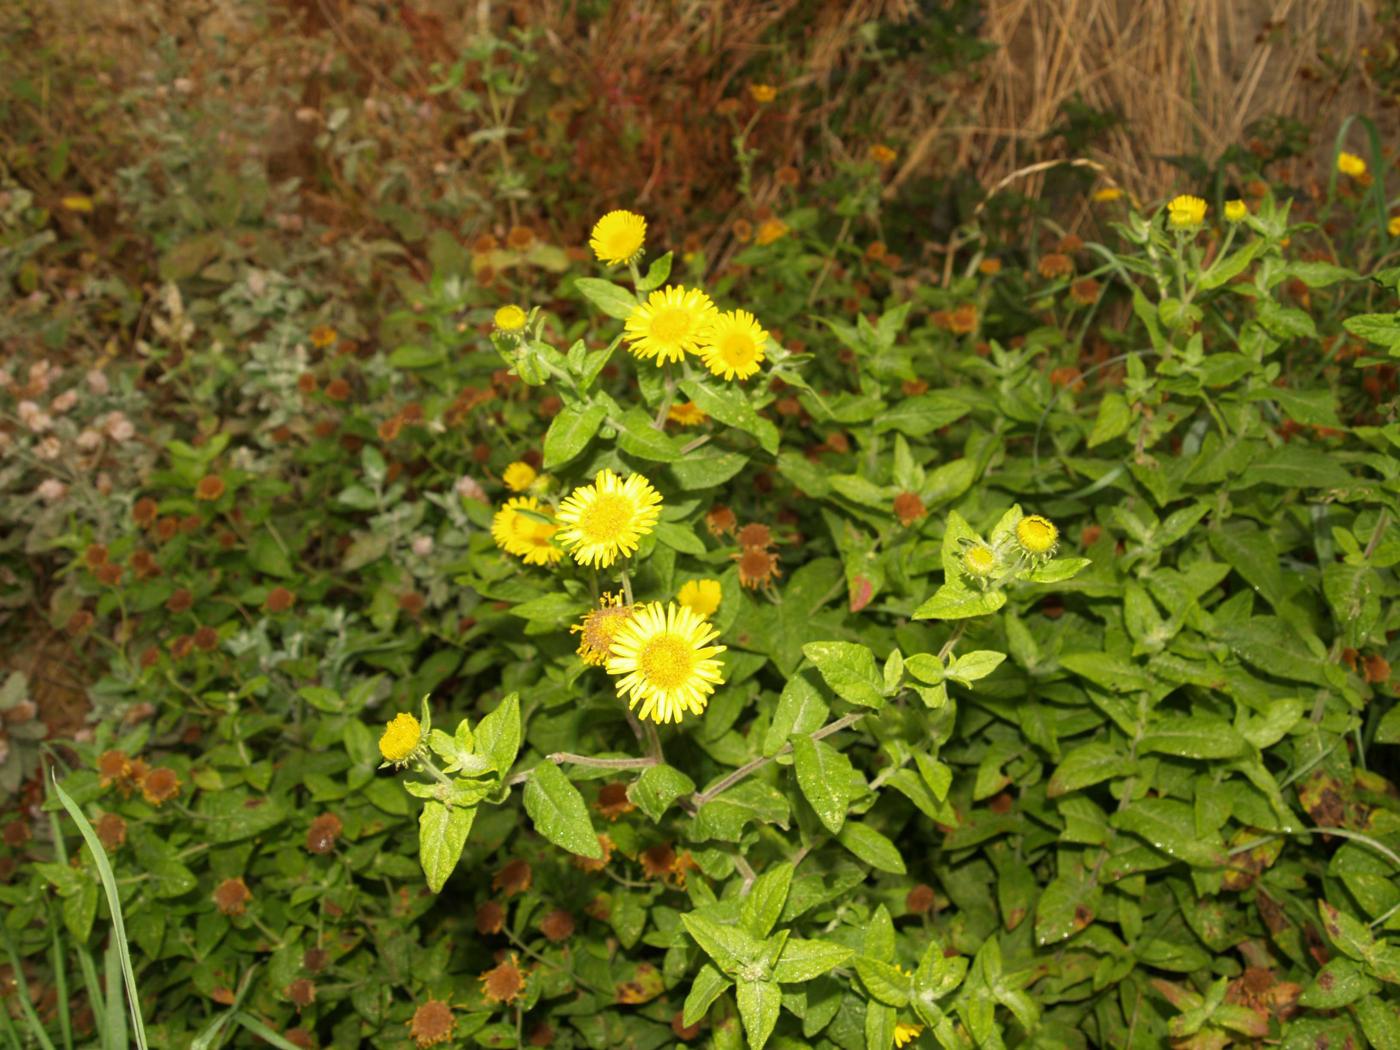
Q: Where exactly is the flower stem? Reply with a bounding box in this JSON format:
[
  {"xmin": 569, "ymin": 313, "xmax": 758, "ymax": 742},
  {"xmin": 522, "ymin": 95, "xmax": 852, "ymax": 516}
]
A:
[{"xmin": 690, "ymin": 712, "xmax": 865, "ymax": 808}]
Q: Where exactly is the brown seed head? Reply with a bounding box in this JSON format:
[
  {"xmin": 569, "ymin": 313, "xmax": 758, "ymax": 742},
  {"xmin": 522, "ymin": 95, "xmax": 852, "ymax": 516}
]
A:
[
  {"xmin": 214, "ymin": 877, "xmax": 251, "ymax": 916},
  {"xmin": 409, "ymin": 1000, "xmax": 455, "ymax": 1048},
  {"xmin": 595, "ymin": 782, "xmax": 635, "ymax": 821},
  {"xmin": 476, "ymin": 900, "xmax": 505, "ymax": 935},
  {"xmin": 287, "ymin": 978, "xmax": 316, "ymax": 1008},
  {"xmin": 96, "ymin": 812, "xmax": 127, "ymax": 851},
  {"xmin": 306, "ymin": 813, "xmax": 343, "ymax": 855},
  {"xmin": 735, "ymin": 547, "xmax": 781, "ymax": 590},
  {"xmin": 141, "ymin": 767, "xmax": 181, "ymax": 806},
  {"xmin": 538, "ymin": 909, "xmax": 575, "ymax": 942},
  {"xmin": 193, "ymin": 625, "xmax": 219, "ymax": 652},
  {"xmin": 893, "ymin": 492, "xmax": 926, "ymax": 526},
  {"xmin": 133, "ymin": 498, "xmax": 159, "ymax": 526},
  {"xmin": 906, "ymin": 883, "xmax": 936, "ymax": 914},
  {"xmin": 479, "ymin": 956, "xmax": 525, "ymax": 1004},
  {"xmin": 195, "ymin": 475, "xmax": 226, "ymax": 501},
  {"xmin": 736, "ymin": 523, "xmax": 773, "ymax": 549},
  {"xmin": 493, "ymin": 858, "xmax": 532, "ymax": 896},
  {"xmin": 264, "ymin": 586, "xmax": 296, "ymax": 613},
  {"xmin": 705, "ymin": 505, "xmax": 737, "ymax": 538}
]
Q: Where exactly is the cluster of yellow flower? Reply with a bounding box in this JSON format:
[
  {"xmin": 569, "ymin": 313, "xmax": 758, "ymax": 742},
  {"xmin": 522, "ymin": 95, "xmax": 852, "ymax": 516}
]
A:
[
  {"xmin": 591, "ymin": 210, "xmax": 770, "ymax": 382},
  {"xmin": 961, "ymin": 513, "xmax": 1059, "ymax": 584},
  {"xmin": 487, "ymin": 467, "xmax": 728, "ymax": 724},
  {"xmin": 1165, "ymin": 194, "xmax": 1247, "ymax": 229}
]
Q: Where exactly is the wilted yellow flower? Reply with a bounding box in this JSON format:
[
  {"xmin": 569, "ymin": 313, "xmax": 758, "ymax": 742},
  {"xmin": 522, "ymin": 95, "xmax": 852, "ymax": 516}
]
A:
[
  {"xmin": 494, "ymin": 305, "xmax": 527, "ymax": 332},
  {"xmin": 606, "ymin": 602, "xmax": 726, "ymax": 724},
  {"xmin": 61, "ymin": 195, "xmax": 95, "ymax": 213},
  {"xmin": 869, "ymin": 144, "xmax": 897, "ymax": 167},
  {"xmin": 1388, "ymin": 215, "xmax": 1400, "ymax": 237},
  {"xmin": 310, "ymin": 325, "xmax": 338, "ymax": 349},
  {"xmin": 677, "ymin": 578, "xmax": 722, "ymax": 618},
  {"xmin": 1337, "ymin": 152, "xmax": 1367, "ymax": 178},
  {"xmin": 571, "ymin": 593, "xmax": 636, "ymax": 666},
  {"xmin": 1092, "ymin": 187, "xmax": 1123, "ymax": 203},
  {"xmin": 755, "ymin": 219, "xmax": 789, "ymax": 246},
  {"xmin": 748, "ymin": 83, "xmax": 777, "ymax": 103},
  {"xmin": 1015, "ymin": 514, "xmax": 1059, "ymax": 557},
  {"xmin": 1167, "ymin": 195, "xmax": 1207, "ymax": 229},
  {"xmin": 698, "ymin": 309, "xmax": 768, "ymax": 381},
  {"xmin": 624, "ymin": 285, "xmax": 718, "ymax": 365},
  {"xmin": 589, "ymin": 210, "xmax": 647, "ymax": 265},
  {"xmin": 502, "ymin": 461, "xmax": 537, "ymax": 492},
  {"xmin": 667, "ymin": 401, "xmax": 709, "ymax": 426},
  {"xmin": 379, "ymin": 712, "xmax": 422, "ymax": 763},
  {"xmin": 555, "ymin": 470, "xmax": 663, "ymax": 568},
  {"xmin": 1224, "ymin": 199, "xmax": 1247, "ymax": 223}
]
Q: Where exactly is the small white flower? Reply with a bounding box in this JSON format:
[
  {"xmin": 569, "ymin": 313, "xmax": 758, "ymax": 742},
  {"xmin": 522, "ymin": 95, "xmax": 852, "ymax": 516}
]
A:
[
  {"xmin": 51, "ymin": 389, "xmax": 78, "ymax": 413},
  {"xmin": 36, "ymin": 479, "xmax": 68, "ymax": 503},
  {"xmin": 34, "ymin": 436, "xmax": 62, "ymax": 461},
  {"xmin": 86, "ymin": 370, "xmax": 110, "ymax": 395},
  {"xmin": 76, "ymin": 429, "xmax": 103, "ymax": 452},
  {"xmin": 411, "ymin": 535, "xmax": 435, "ymax": 557},
  {"xmin": 454, "ymin": 475, "xmax": 486, "ymax": 502}
]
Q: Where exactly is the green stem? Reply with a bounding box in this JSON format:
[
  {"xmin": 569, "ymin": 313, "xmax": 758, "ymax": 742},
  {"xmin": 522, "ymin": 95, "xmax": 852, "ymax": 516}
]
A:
[{"xmin": 691, "ymin": 712, "xmax": 866, "ymax": 808}]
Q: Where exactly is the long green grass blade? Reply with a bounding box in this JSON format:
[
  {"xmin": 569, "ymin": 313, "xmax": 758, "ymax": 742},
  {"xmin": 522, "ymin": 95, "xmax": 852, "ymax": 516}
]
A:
[
  {"xmin": 46, "ymin": 786, "xmax": 108, "ymax": 1050},
  {"xmin": 52, "ymin": 773, "xmax": 149, "ymax": 1050},
  {"xmin": 191, "ymin": 965, "xmax": 260, "ymax": 1050},
  {"xmin": 47, "ymin": 904, "xmax": 74, "ymax": 1050},
  {"xmin": 0, "ymin": 921, "xmax": 57, "ymax": 1050},
  {"xmin": 233, "ymin": 1013, "xmax": 304, "ymax": 1050},
  {"xmin": 103, "ymin": 939, "xmax": 127, "ymax": 1050}
]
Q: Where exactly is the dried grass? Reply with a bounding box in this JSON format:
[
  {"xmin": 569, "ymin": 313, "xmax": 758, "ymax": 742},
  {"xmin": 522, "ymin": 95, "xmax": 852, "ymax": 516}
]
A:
[{"xmin": 889, "ymin": 0, "xmax": 1384, "ymax": 205}]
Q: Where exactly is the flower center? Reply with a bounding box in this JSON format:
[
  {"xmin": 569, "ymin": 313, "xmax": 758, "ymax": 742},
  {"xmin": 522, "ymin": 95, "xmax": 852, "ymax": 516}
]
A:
[
  {"xmin": 583, "ymin": 606, "xmax": 631, "ymax": 653},
  {"xmin": 580, "ymin": 492, "xmax": 634, "ymax": 541},
  {"xmin": 649, "ymin": 307, "xmax": 692, "ymax": 344},
  {"xmin": 966, "ymin": 547, "xmax": 994, "ymax": 571},
  {"xmin": 721, "ymin": 331, "xmax": 755, "ymax": 365},
  {"xmin": 1018, "ymin": 517, "xmax": 1056, "ymax": 552},
  {"xmin": 639, "ymin": 634, "xmax": 696, "ymax": 690}
]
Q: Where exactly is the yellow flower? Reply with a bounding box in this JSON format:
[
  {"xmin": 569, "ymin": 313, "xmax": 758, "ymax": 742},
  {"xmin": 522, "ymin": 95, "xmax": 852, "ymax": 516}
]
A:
[
  {"xmin": 624, "ymin": 285, "xmax": 718, "ymax": 365},
  {"xmin": 606, "ymin": 602, "xmax": 726, "ymax": 724},
  {"xmin": 1015, "ymin": 514, "xmax": 1059, "ymax": 557},
  {"xmin": 698, "ymin": 309, "xmax": 768, "ymax": 381},
  {"xmin": 748, "ymin": 83, "xmax": 777, "ymax": 103},
  {"xmin": 379, "ymin": 712, "xmax": 422, "ymax": 763},
  {"xmin": 1224, "ymin": 199, "xmax": 1247, "ymax": 223},
  {"xmin": 963, "ymin": 544, "xmax": 997, "ymax": 578},
  {"xmin": 893, "ymin": 1022, "xmax": 924, "ymax": 1048},
  {"xmin": 494, "ymin": 305, "xmax": 527, "ymax": 333},
  {"xmin": 667, "ymin": 401, "xmax": 709, "ymax": 427},
  {"xmin": 1388, "ymin": 215, "xmax": 1400, "ymax": 238},
  {"xmin": 555, "ymin": 470, "xmax": 663, "ymax": 568},
  {"xmin": 869, "ymin": 144, "xmax": 897, "ymax": 167},
  {"xmin": 60, "ymin": 195, "xmax": 94, "ymax": 213},
  {"xmin": 1167, "ymin": 195, "xmax": 1207, "ymax": 229},
  {"xmin": 571, "ymin": 593, "xmax": 636, "ymax": 666},
  {"xmin": 589, "ymin": 210, "xmax": 647, "ymax": 265},
  {"xmin": 502, "ymin": 461, "xmax": 537, "ymax": 492},
  {"xmin": 677, "ymin": 578, "xmax": 722, "ymax": 618},
  {"xmin": 1092, "ymin": 187, "xmax": 1123, "ymax": 203},
  {"xmin": 491, "ymin": 496, "xmax": 564, "ymax": 566},
  {"xmin": 755, "ymin": 219, "xmax": 789, "ymax": 246},
  {"xmin": 310, "ymin": 325, "xmax": 338, "ymax": 349},
  {"xmin": 1337, "ymin": 151, "xmax": 1367, "ymax": 178}
]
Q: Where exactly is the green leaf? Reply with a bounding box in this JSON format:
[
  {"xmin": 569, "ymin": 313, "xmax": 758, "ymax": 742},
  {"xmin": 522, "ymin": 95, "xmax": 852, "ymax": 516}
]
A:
[
  {"xmin": 772, "ymin": 939, "xmax": 854, "ymax": 983},
  {"xmin": 248, "ymin": 530, "xmax": 294, "ymax": 578},
  {"xmin": 543, "ymin": 401, "xmax": 608, "ymax": 469},
  {"xmin": 387, "ymin": 343, "xmax": 445, "ymax": 369},
  {"xmin": 1299, "ymin": 958, "xmax": 1378, "ymax": 1008},
  {"xmin": 836, "ymin": 823, "xmax": 906, "ymax": 874},
  {"xmin": 653, "ymin": 520, "xmax": 707, "ymax": 555},
  {"xmin": 575, "ymin": 277, "xmax": 638, "ymax": 320},
  {"xmin": 1139, "ymin": 715, "xmax": 1247, "ymax": 759},
  {"xmin": 1088, "ymin": 392, "xmax": 1131, "ymax": 447},
  {"xmin": 523, "ymin": 762, "xmax": 603, "ymax": 858},
  {"xmin": 912, "ymin": 584, "xmax": 1006, "ymax": 621},
  {"xmin": 614, "ymin": 408, "xmax": 682, "ymax": 461},
  {"xmin": 802, "ymin": 641, "xmax": 884, "ymax": 708},
  {"xmin": 764, "ymin": 671, "xmax": 829, "ymax": 756},
  {"xmin": 1343, "ymin": 311, "xmax": 1400, "ymax": 352},
  {"xmin": 855, "ymin": 957, "xmax": 910, "ymax": 1007},
  {"xmin": 628, "ymin": 764, "xmax": 695, "ymax": 822},
  {"xmin": 678, "ymin": 379, "xmax": 779, "ymax": 455},
  {"xmin": 1219, "ymin": 618, "xmax": 1329, "ymax": 686},
  {"xmin": 1238, "ymin": 446, "xmax": 1355, "ymax": 490},
  {"xmin": 418, "ymin": 801, "xmax": 475, "ymax": 893},
  {"xmin": 1198, "ymin": 238, "xmax": 1263, "ymax": 290},
  {"xmin": 792, "ymin": 736, "xmax": 853, "ymax": 834},
  {"xmin": 945, "ymin": 650, "xmax": 1005, "ymax": 685},
  {"xmin": 683, "ymin": 964, "xmax": 732, "ymax": 1026},
  {"xmin": 681, "ymin": 912, "xmax": 763, "ymax": 973},
  {"xmin": 1112, "ymin": 799, "xmax": 1224, "ymax": 867},
  {"xmin": 736, "ymin": 980, "xmax": 782, "ymax": 1050},
  {"xmin": 474, "ymin": 693, "xmax": 521, "ymax": 778},
  {"xmin": 741, "ymin": 863, "xmax": 794, "ymax": 938},
  {"xmin": 874, "ymin": 393, "xmax": 969, "ymax": 437},
  {"xmin": 1047, "ymin": 742, "xmax": 1136, "ymax": 797},
  {"xmin": 693, "ymin": 780, "xmax": 790, "ymax": 842},
  {"xmin": 1059, "ymin": 651, "xmax": 1155, "ymax": 693},
  {"xmin": 1355, "ymin": 996, "xmax": 1400, "ymax": 1050},
  {"xmin": 1021, "ymin": 557, "xmax": 1091, "ymax": 584},
  {"xmin": 637, "ymin": 251, "xmax": 673, "ymax": 292},
  {"xmin": 865, "ymin": 1001, "xmax": 897, "ymax": 1050},
  {"xmin": 1035, "ymin": 872, "xmax": 1097, "ymax": 945}
]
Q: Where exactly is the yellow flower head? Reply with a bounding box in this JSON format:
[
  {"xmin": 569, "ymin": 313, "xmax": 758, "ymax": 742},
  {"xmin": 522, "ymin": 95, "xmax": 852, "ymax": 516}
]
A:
[
  {"xmin": 555, "ymin": 470, "xmax": 663, "ymax": 568},
  {"xmin": 1337, "ymin": 152, "xmax": 1367, "ymax": 178},
  {"xmin": 894, "ymin": 1022, "xmax": 924, "ymax": 1048},
  {"xmin": 571, "ymin": 593, "xmax": 637, "ymax": 666},
  {"xmin": 698, "ymin": 308, "xmax": 768, "ymax": 381},
  {"xmin": 1388, "ymin": 215, "xmax": 1400, "ymax": 238},
  {"xmin": 502, "ymin": 461, "xmax": 538, "ymax": 492},
  {"xmin": 1015, "ymin": 514, "xmax": 1059, "ymax": 557},
  {"xmin": 624, "ymin": 285, "xmax": 718, "ymax": 365},
  {"xmin": 1092, "ymin": 187, "xmax": 1123, "ymax": 203},
  {"xmin": 869, "ymin": 144, "xmax": 897, "ymax": 167},
  {"xmin": 1224, "ymin": 199, "xmax": 1247, "ymax": 223},
  {"xmin": 379, "ymin": 712, "xmax": 422, "ymax": 763},
  {"xmin": 491, "ymin": 496, "xmax": 564, "ymax": 566},
  {"xmin": 963, "ymin": 544, "xmax": 997, "ymax": 579},
  {"xmin": 755, "ymin": 219, "xmax": 789, "ymax": 246},
  {"xmin": 590, "ymin": 210, "xmax": 647, "ymax": 265},
  {"xmin": 605, "ymin": 602, "xmax": 726, "ymax": 725},
  {"xmin": 748, "ymin": 83, "xmax": 777, "ymax": 103},
  {"xmin": 667, "ymin": 401, "xmax": 709, "ymax": 427},
  {"xmin": 677, "ymin": 578, "xmax": 722, "ymax": 618},
  {"xmin": 494, "ymin": 305, "xmax": 527, "ymax": 333},
  {"xmin": 310, "ymin": 325, "xmax": 338, "ymax": 349},
  {"xmin": 1167, "ymin": 195, "xmax": 1207, "ymax": 229}
]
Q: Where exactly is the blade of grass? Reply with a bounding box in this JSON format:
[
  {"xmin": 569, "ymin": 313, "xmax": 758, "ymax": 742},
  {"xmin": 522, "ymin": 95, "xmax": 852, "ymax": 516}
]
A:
[
  {"xmin": 191, "ymin": 965, "xmax": 260, "ymax": 1050},
  {"xmin": 0, "ymin": 990, "xmax": 26, "ymax": 1050},
  {"xmin": 52, "ymin": 773, "xmax": 148, "ymax": 1050},
  {"xmin": 0, "ymin": 921, "xmax": 58, "ymax": 1050},
  {"xmin": 46, "ymin": 902, "xmax": 74, "ymax": 1050},
  {"xmin": 103, "ymin": 939, "xmax": 127, "ymax": 1050},
  {"xmin": 45, "ymin": 788, "xmax": 108, "ymax": 1050},
  {"xmin": 232, "ymin": 1013, "xmax": 304, "ymax": 1050}
]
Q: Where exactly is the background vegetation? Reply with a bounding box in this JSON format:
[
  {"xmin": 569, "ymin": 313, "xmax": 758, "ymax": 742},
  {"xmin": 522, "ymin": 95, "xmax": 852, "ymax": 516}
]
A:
[{"xmin": 3, "ymin": 1, "xmax": 1399, "ymax": 1048}]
